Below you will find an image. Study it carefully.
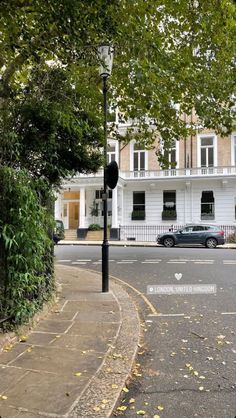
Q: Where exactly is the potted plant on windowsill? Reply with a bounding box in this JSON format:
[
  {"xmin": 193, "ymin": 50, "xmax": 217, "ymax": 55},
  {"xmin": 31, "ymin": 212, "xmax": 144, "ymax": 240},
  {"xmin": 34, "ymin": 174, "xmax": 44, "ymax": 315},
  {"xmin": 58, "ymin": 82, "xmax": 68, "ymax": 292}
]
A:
[
  {"xmin": 162, "ymin": 209, "xmax": 177, "ymax": 220},
  {"xmin": 131, "ymin": 210, "xmax": 145, "ymax": 221}
]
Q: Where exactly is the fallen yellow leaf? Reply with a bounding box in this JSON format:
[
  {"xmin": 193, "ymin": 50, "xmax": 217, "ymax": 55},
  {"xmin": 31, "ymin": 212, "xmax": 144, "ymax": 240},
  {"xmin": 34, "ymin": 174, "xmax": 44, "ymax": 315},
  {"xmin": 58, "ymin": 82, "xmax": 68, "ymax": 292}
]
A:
[
  {"xmin": 137, "ymin": 411, "xmax": 146, "ymax": 415},
  {"xmin": 153, "ymin": 415, "xmax": 160, "ymax": 418},
  {"xmin": 117, "ymin": 406, "xmax": 127, "ymax": 411},
  {"xmin": 123, "ymin": 387, "xmax": 129, "ymax": 393},
  {"xmin": 157, "ymin": 405, "xmax": 164, "ymax": 411},
  {"xmin": 75, "ymin": 372, "xmax": 82, "ymax": 377},
  {"xmin": 129, "ymin": 398, "xmax": 135, "ymax": 403},
  {"xmin": 111, "ymin": 384, "xmax": 118, "ymax": 389},
  {"xmin": 1, "ymin": 396, "xmax": 8, "ymax": 400},
  {"xmin": 19, "ymin": 336, "xmax": 28, "ymax": 342},
  {"xmin": 93, "ymin": 406, "xmax": 100, "ymax": 411}
]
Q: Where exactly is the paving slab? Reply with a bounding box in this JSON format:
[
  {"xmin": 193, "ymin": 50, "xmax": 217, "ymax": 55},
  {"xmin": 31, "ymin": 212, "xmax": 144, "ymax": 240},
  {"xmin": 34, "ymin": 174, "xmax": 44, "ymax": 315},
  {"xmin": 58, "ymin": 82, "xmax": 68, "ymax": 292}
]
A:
[
  {"xmin": 0, "ymin": 265, "xmax": 140, "ymax": 418},
  {"xmin": 49, "ymin": 334, "xmax": 111, "ymax": 353},
  {"xmin": 5, "ymin": 371, "xmax": 89, "ymax": 415},
  {"xmin": 0, "ymin": 366, "xmax": 27, "ymax": 394}
]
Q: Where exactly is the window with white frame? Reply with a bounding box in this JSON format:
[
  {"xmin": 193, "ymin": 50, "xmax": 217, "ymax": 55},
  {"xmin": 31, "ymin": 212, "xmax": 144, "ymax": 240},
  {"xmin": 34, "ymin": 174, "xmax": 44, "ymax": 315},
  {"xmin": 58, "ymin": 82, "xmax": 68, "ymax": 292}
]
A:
[
  {"xmin": 159, "ymin": 138, "xmax": 179, "ymax": 169},
  {"xmin": 132, "ymin": 191, "xmax": 145, "ymax": 220},
  {"xmin": 107, "ymin": 144, "xmax": 116, "ymax": 163},
  {"xmin": 163, "ymin": 139, "xmax": 177, "ymax": 168},
  {"xmin": 162, "ymin": 190, "xmax": 177, "ymax": 220},
  {"xmin": 201, "ymin": 191, "xmax": 215, "ymax": 220},
  {"xmin": 200, "ymin": 137, "xmax": 214, "ymax": 167},
  {"xmin": 133, "ymin": 143, "xmax": 146, "ymax": 171}
]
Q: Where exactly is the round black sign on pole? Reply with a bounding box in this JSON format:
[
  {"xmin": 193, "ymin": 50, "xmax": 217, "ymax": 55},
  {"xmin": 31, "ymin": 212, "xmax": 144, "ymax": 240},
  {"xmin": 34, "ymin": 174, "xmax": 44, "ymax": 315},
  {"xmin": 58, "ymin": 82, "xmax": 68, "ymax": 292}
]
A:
[{"xmin": 106, "ymin": 161, "xmax": 119, "ymax": 190}]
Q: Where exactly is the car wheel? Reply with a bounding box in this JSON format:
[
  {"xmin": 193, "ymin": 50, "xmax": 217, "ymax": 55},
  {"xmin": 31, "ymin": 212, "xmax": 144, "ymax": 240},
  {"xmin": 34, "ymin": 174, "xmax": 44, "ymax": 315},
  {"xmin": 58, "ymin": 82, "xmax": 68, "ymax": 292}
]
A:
[
  {"xmin": 163, "ymin": 237, "xmax": 175, "ymax": 247},
  {"xmin": 205, "ymin": 237, "xmax": 217, "ymax": 248}
]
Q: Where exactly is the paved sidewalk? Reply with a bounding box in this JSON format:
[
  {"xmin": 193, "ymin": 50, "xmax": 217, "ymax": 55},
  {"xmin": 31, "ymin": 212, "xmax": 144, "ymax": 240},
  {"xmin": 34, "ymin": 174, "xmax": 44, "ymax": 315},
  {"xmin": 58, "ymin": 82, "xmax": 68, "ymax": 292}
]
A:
[{"xmin": 0, "ymin": 266, "xmax": 140, "ymax": 418}]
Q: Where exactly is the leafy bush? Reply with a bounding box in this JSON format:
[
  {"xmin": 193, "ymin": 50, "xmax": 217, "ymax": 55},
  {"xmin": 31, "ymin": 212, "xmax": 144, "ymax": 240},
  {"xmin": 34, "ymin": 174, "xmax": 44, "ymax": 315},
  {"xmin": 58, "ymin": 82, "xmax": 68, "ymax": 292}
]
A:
[
  {"xmin": 0, "ymin": 167, "xmax": 54, "ymax": 329},
  {"xmin": 227, "ymin": 231, "xmax": 236, "ymax": 243},
  {"xmin": 88, "ymin": 224, "xmax": 101, "ymax": 231}
]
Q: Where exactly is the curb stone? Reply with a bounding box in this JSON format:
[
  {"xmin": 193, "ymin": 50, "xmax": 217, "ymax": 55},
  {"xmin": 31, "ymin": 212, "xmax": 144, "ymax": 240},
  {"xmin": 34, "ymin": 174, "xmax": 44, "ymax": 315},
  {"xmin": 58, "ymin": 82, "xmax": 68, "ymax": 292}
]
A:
[{"xmin": 68, "ymin": 276, "xmax": 141, "ymax": 418}]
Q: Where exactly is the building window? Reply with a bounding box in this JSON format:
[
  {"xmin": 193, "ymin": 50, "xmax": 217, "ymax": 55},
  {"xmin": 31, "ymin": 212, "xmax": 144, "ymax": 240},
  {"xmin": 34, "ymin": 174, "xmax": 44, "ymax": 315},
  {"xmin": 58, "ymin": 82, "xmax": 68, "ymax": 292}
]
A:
[
  {"xmin": 163, "ymin": 140, "xmax": 177, "ymax": 169},
  {"xmin": 162, "ymin": 190, "xmax": 177, "ymax": 220},
  {"xmin": 132, "ymin": 192, "xmax": 145, "ymax": 220},
  {"xmin": 107, "ymin": 144, "xmax": 116, "ymax": 163},
  {"xmin": 133, "ymin": 143, "xmax": 146, "ymax": 172},
  {"xmin": 201, "ymin": 191, "xmax": 215, "ymax": 220},
  {"xmin": 200, "ymin": 137, "xmax": 214, "ymax": 167}
]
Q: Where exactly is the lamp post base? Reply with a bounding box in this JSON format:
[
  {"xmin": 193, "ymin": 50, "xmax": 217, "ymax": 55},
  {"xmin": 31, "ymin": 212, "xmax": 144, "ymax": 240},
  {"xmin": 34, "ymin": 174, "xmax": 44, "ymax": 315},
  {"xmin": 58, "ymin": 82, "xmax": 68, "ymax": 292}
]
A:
[{"xmin": 102, "ymin": 240, "xmax": 109, "ymax": 292}]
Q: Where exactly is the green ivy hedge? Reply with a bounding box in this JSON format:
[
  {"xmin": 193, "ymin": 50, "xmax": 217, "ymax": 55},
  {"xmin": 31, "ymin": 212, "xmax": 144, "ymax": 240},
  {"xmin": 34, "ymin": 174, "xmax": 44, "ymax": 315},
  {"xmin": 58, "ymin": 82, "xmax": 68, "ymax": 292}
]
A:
[{"xmin": 0, "ymin": 167, "xmax": 55, "ymax": 329}]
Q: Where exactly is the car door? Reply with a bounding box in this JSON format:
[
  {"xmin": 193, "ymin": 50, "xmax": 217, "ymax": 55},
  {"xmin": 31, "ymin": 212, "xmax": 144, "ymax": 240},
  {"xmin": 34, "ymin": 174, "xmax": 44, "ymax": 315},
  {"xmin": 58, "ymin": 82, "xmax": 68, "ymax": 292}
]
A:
[
  {"xmin": 176, "ymin": 226, "xmax": 194, "ymax": 244},
  {"xmin": 192, "ymin": 225, "xmax": 206, "ymax": 243}
]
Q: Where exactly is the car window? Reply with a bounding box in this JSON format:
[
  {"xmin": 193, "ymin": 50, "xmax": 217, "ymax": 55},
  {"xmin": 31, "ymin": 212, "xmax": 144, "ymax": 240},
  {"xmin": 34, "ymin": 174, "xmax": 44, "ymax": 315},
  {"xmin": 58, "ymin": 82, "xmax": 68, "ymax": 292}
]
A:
[
  {"xmin": 193, "ymin": 226, "xmax": 205, "ymax": 231},
  {"xmin": 204, "ymin": 226, "xmax": 217, "ymax": 231},
  {"xmin": 182, "ymin": 226, "xmax": 193, "ymax": 233}
]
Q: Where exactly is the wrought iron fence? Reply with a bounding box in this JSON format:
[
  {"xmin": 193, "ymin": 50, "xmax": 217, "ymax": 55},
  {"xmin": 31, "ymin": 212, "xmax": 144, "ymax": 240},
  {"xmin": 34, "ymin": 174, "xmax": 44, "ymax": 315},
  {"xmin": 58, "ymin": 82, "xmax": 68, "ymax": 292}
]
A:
[{"xmin": 119, "ymin": 224, "xmax": 236, "ymax": 242}]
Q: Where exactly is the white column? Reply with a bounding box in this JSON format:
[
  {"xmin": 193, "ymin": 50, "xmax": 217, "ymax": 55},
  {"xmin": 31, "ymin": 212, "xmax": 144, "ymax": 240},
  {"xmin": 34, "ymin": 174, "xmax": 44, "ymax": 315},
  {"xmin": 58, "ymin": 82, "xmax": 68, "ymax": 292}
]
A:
[
  {"xmin": 54, "ymin": 193, "xmax": 62, "ymax": 220},
  {"xmin": 79, "ymin": 187, "xmax": 85, "ymax": 228},
  {"xmin": 112, "ymin": 186, "xmax": 118, "ymax": 228}
]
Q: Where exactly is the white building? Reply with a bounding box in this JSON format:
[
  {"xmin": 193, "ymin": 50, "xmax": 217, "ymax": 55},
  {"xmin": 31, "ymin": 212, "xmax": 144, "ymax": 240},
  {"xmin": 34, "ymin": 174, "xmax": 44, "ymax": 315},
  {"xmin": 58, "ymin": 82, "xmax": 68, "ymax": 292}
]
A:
[{"xmin": 55, "ymin": 124, "xmax": 236, "ymax": 241}]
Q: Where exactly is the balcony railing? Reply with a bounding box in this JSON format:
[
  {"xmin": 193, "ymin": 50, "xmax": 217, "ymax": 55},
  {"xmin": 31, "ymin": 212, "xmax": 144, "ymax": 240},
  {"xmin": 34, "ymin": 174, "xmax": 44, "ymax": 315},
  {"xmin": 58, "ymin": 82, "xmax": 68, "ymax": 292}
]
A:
[
  {"xmin": 120, "ymin": 166, "xmax": 236, "ymax": 179},
  {"xmin": 71, "ymin": 166, "xmax": 236, "ymax": 181}
]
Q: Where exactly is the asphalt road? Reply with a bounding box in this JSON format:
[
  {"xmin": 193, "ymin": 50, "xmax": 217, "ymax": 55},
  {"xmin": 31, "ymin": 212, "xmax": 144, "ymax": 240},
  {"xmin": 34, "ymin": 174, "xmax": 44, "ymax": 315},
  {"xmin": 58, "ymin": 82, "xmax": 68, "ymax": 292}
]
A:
[{"xmin": 55, "ymin": 245, "xmax": 236, "ymax": 418}]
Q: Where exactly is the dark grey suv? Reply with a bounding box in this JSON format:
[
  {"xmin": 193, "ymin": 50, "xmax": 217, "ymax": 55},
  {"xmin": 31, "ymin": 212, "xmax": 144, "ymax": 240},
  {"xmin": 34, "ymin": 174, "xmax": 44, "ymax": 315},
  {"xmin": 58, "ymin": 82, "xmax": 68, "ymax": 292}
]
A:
[{"xmin": 157, "ymin": 224, "xmax": 225, "ymax": 248}]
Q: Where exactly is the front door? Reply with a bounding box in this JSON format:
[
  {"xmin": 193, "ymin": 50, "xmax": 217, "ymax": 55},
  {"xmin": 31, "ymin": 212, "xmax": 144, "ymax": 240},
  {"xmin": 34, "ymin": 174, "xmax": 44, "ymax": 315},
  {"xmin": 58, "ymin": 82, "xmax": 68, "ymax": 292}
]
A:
[{"xmin": 69, "ymin": 202, "xmax": 79, "ymax": 229}]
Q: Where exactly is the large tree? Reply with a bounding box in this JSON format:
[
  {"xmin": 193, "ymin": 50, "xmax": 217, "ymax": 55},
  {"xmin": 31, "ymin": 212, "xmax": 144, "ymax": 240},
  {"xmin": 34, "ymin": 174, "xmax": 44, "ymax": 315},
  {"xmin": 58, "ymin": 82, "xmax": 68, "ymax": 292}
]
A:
[{"xmin": 0, "ymin": 0, "xmax": 235, "ymax": 174}]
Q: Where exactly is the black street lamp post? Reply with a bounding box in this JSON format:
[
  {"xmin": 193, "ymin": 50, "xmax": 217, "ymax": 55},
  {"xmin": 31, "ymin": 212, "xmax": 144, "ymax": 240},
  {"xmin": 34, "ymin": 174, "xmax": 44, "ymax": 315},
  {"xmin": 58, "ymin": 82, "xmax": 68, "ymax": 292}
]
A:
[{"xmin": 98, "ymin": 45, "xmax": 114, "ymax": 293}]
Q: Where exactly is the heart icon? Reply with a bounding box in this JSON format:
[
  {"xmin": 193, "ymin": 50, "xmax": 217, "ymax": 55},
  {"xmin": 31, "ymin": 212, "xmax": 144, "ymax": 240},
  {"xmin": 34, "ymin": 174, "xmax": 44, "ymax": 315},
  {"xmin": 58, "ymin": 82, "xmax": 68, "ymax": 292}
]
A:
[{"xmin": 175, "ymin": 273, "xmax": 182, "ymax": 280}]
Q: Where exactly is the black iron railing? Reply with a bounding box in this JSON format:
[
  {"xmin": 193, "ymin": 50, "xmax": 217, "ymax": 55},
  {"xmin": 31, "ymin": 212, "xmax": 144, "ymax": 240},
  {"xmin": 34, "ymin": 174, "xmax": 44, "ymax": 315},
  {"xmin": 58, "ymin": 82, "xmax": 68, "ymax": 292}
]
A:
[{"xmin": 119, "ymin": 224, "xmax": 236, "ymax": 242}]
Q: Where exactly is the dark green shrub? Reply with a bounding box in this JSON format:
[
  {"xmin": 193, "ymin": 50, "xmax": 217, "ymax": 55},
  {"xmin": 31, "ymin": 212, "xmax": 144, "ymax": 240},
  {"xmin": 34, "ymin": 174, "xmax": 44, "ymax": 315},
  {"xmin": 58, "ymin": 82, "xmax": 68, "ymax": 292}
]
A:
[
  {"xmin": 162, "ymin": 210, "xmax": 177, "ymax": 220},
  {"xmin": 88, "ymin": 224, "xmax": 101, "ymax": 231},
  {"xmin": 131, "ymin": 210, "xmax": 145, "ymax": 221},
  {"xmin": 0, "ymin": 167, "xmax": 54, "ymax": 329}
]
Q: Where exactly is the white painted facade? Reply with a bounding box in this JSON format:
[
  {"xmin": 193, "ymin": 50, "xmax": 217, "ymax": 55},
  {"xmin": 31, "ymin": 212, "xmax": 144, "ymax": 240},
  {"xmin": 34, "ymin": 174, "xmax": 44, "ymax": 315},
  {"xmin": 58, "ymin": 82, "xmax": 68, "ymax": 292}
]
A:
[{"xmin": 55, "ymin": 128, "xmax": 236, "ymax": 239}]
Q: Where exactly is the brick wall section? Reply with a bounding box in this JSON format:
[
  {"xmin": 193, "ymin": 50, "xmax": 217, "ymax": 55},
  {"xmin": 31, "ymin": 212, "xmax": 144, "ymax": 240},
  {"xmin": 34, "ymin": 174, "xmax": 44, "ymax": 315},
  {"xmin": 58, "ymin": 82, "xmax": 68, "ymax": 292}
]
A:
[
  {"xmin": 218, "ymin": 136, "xmax": 231, "ymax": 166},
  {"xmin": 119, "ymin": 142, "xmax": 130, "ymax": 171},
  {"xmin": 148, "ymin": 138, "xmax": 160, "ymax": 170},
  {"xmin": 118, "ymin": 130, "xmax": 232, "ymax": 172}
]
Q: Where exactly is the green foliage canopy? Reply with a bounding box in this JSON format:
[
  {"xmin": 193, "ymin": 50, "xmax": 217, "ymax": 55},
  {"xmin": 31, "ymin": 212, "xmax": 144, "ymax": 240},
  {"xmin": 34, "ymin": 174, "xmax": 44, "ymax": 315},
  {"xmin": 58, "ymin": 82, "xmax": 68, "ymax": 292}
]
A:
[{"xmin": 0, "ymin": 0, "xmax": 235, "ymax": 168}]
